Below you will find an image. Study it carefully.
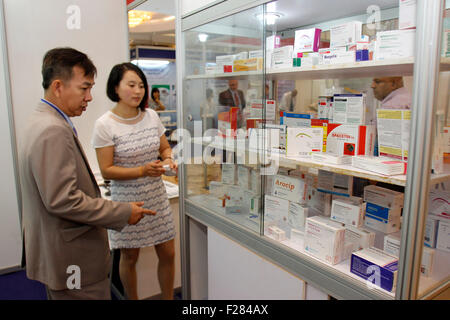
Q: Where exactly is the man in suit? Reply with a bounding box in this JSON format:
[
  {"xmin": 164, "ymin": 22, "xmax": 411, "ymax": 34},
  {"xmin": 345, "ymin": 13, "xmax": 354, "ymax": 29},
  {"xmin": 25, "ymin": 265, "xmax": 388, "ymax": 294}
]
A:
[
  {"xmin": 279, "ymin": 89, "xmax": 298, "ymax": 112},
  {"xmin": 19, "ymin": 47, "xmax": 155, "ymax": 300},
  {"xmin": 219, "ymin": 79, "xmax": 246, "ymax": 110}
]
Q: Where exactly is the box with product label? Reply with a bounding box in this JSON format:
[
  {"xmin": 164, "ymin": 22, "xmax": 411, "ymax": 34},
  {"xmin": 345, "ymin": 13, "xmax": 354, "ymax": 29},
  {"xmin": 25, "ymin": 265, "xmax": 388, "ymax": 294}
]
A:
[
  {"xmin": 308, "ymin": 188, "xmax": 332, "ymax": 217},
  {"xmin": 330, "ymin": 21, "xmax": 362, "ymax": 48},
  {"xmin": 319, "ymin": 47, "xmax": 355, "ymax": 65},
  {"xmin": 318, "ymin": 96, "xmax": 333, "ymax": 120},
  {"xmin": 247, "ymin": 99, "xmax": 276, "ymax": 121},
  {"xmin": 233, "ymin": 58, "xmax": 263, "ymax": 72},
  {"xmin": 264, "ymin": 123, "xmax": 287, "ymax": 149},
  {"xmin": 250, "ymin": 168, "xmax": 261, "ymax": 195},
  {"xmin": 436, "ymin": 218, "xmax": 450, "ymax": 253},
  {"xmin": 399, "ymin": 0, "xmax": 416, "ymax": 30},
  {"xmin": 352, "ymin": 156, "xmax": 407, "ymax": 176},
  {"xmin": 218, "ymin": 107, "xmax": 239, "ymax": 138},
  {"xmin": 267, "ymin": 226, "xmax": 287, "ymax": 241},
  {"xmin": 345, "ymin": 225, "xmax": 375, "ymax": 252},
  {"xmin": 421, "ymin": 247, "xmax": 435, "ymax": 277},
  {"xmin": 297, "ymin": 52, "xmax": 320, "ymax": 67},
  {"xmin": 294, "ymin": 28, "xmax": 322, "ymax": 53},
  {"xmin": 428, "ymin": 188, "xmax": 450, "ymax": 219},
  {"xmin": 364, "ymin": 185, "xmax": 404, "ymax": 209},
  {"xmin": 249, "ymin": 196, "xmax": 260, "ymax": 214},
  {"xmin": 280, "ymin": 112, "xmax": 312, "ymax": 127},
  {"xmin": 364, "ymin": 202, "xmax": 402, "ymax": 234},
  {"xmin": 383, "ymin": 231, "xmax": 401, "ymax": 257},
  {"xmin": 331, "ymin": 198, "xmax": 365, "ymax": 227},
  {"xmin": 264, "ymin": 194, "xmax": 289, "ymax": 228},
  {"xmin": 266, "ymin": 35, "xmax": 281, "ymax": 50},
  {"xmin": 237, "ymin": 165, "xmax": 251, "ymax": 189},
  {"xmin": 317, "ymin": 170, "xmax": 353, "ymax": 197},
  {"xmin": 332, "ymin": 94, "xmax": 366, "ymax": 125},
  {"xmin": 272, "ymin": 174, "xmax": 308, "ymax": 204},
  {"xmin": 312, "ymin": 153, "xmax": 352, "ymax": 165},
  {"xmin": 424, "ymin": 214, "xmax": 439, "ymax": 248},
  {"xmin": 249, "ymin": 50, "xmax": 263, "ymax": 58},
  {"xmin": 271, "ymin": 46, "xmax": 294, "ymax": 69},
  {"xmin": 326, "ymin": 124, "xmax": 375, "ymax": 156},
  {"xmin": 350, "ymin": 247, "xmax": 398, "ymax": 292},
  {"xmin": 290, "ymin": 228, "xmax": 305, "ymax": 245},
  {"xmin": 216, "ymin": 54, "xmax": 236, "ymax": 72},
  {"xmin": 288, "ymin": 202, "xmax": 310, "ymax": 230},
  {"xmin": 311, "ymin": 119, "xmax": 328, "ymax": 152},
  {"xmin": 377, "ymin": 109, "xmax": 411, "ymax": 161},
  {"xmin": 286, "ymin": 127, "xmax": 324, "ymax": 157},
  {"xmin": 304, "ymin": 215, "xmax": 346, "ymax": 265},
  {"xmin": 221, "ymin": 164, "xmax": 237, "ymax": 185},
  {"xmin": 376, "ymin": 29, "xmax": 415, "ymax": 60}
]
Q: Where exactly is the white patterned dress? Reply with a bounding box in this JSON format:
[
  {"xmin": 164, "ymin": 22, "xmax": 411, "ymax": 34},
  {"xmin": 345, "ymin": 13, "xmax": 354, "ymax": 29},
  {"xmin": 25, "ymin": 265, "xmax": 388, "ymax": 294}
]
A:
[{"xmin": 92, "ymin": 109, "xmax": 175, "ymax": 249}]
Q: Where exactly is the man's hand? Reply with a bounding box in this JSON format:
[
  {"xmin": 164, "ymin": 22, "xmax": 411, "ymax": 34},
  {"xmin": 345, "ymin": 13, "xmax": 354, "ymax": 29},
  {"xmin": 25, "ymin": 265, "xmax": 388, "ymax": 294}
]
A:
[{"xmin": 128, "ymin": 202, "xmax": 156, "ymax": 225}]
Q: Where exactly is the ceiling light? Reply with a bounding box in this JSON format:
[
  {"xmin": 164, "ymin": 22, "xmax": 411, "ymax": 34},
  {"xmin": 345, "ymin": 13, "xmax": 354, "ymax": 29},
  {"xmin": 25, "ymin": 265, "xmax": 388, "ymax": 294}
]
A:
[
  {"xmin": 255, "ymin": 12, "xmax": 283, "ymax": 26},
  {"xmin": 163, "ymin": 16, "xmax": 175, "ymax": 21},
  {"xmin": 198, "ymin": 33, "xmax": 209, "ymax": 42},
  {"xmin": 128, "ymin": 10, "xmax": 152, "ymax": 28}
]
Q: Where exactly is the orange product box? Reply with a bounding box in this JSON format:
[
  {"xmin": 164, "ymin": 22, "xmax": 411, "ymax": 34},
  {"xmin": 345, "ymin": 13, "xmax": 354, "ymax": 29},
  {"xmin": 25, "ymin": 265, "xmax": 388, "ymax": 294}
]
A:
[
  {"xmin": 311, "ymin": 119, "xmax": 329, "ymax": 152},
  {"xmin": 233, "ymin": 58, "xmax": 263, "ymax": 72},
  {"xmin": 218, "ymin": 107, "xmax": 239, "ymax": 138}
]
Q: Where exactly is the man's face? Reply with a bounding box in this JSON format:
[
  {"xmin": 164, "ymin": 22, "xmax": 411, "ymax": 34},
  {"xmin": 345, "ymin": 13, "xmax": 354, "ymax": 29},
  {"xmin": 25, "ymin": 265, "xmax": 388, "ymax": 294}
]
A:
[
  {"xmin": 371, "ymin": 78, "xmax": 395, "ymax": 101},
  {"xmin": 59, "ymin": 66, "xmax": 95, "ymax": 117},
  {"xmin": 229, "ymin": 80, "xmax": 238, "ymax": 91}
]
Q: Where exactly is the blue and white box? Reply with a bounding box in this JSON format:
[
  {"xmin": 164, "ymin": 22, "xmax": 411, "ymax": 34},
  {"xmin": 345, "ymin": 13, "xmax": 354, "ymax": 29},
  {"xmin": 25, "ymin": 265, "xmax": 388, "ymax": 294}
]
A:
[
  {"xmin": 350, "ymin": 247, "xmax": 398, "ymax": 292},
  {"xmin": 364, "ymin": 202, "xmax": 401, "ymax": 234},
  {"xmin": 280, "ymin": 112, "xmax": 312, "ymax": 127}
]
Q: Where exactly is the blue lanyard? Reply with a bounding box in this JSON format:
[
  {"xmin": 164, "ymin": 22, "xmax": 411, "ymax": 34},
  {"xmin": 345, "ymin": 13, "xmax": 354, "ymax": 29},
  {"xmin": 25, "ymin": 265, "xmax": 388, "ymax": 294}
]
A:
[{"xmin": 41, "ymin": 99, "xmax": 78, "ymax": 137}]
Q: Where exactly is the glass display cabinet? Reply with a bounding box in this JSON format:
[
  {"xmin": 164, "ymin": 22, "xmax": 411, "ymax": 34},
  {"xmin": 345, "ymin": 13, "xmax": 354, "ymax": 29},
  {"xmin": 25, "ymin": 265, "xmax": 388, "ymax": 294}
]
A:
[{"xmin": 176, "ymin": 0, "xmax": 450, "ymax": 299}]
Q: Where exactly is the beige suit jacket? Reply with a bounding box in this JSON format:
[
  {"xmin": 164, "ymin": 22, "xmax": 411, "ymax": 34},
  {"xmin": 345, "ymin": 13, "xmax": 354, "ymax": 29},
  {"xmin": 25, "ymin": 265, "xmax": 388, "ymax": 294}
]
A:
[{"xmin": 20, "ymin": 102, "xmax": 131, "ymax": 290}]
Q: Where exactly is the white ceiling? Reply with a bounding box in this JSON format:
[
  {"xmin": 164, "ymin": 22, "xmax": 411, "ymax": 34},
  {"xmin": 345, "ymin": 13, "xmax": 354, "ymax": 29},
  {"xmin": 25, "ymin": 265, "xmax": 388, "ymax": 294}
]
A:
[{"xmin": 135, "ymin": 0, "xmax": 175, "ymax": 16}]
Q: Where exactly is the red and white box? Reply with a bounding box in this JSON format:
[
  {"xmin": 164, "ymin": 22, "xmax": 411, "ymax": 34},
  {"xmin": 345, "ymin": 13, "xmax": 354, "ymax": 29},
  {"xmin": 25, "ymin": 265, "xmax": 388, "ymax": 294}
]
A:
[
  {"xmin": 218, "ymin": 107, "xmax": 239, "ymax": 138},
  {"xmin": 352, "ymin": 156, "xmax": 407, "ymax": 176},
  {"xmin": 326, "ymin": 124, "xmax": 375, "ymax": 156}
]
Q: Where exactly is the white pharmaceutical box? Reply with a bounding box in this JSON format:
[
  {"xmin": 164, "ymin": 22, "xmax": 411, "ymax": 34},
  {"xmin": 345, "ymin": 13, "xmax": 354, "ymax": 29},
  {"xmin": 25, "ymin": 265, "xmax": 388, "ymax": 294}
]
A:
[
  {"xmin": 420, "ymin": 247, "xmax": 435, "ymax": 277},
  {"xmin": 376, "ymin": 29, "xmax": 415, "ymax": 60},
  {"xmin": 399, "ymin": 0, "xmax": 416, "ymax": 30},
  {"xmin": 271, "ymin": 46, "xmax": 294, "ymax": 69},
  {"xmin": 319, "ymin": 48, "xmax": 356, "ymax": 65},
  {"xmin": 215, "ymin": 54, "xmax": 236, "ymax": 71},
  {"xmin": 221, "ymin": 164, "xmax": 237, "ymax": 185},
  {"xmin": 436, "ymin": 219, "xmax": 450, "ymax": 253},
  {"xmin": 377, "ymin": 109, "xmax": 411, "ymax": 161},
  {"xmin": 290, "ymin": 228, "xmax": 305, "ymax": 245},
  {"xmin": 247, "ymin": 99, "xmax": 276, "ymax": 120},
  {"xmin": 209, "ymin": 181, "xmax": 225, "ymax": 198},
  {"xmin": 308, "ymin": 188, "xmax": 332, "ymax": 217},
  {"xmin": 237, "ymin": 165, "xmax": 251, "ymax": 189},
  {"xmin": 383, "ymin": 231, "xmax": 401, "ymax": 257},
  {"xmin": 264, "ymin": 123, "xmax": 287, "ymax": 149},
  {"xmin": 304, "ymin": 215, "xmax": 346, "ymax": 265},
  {"xmin": 331, "ymin": 198, "xmax": 365, "ymax": 227},
  {"xmin": 345, "ymin": 225, "xmax": 375, "ymax": 252},
  {"xmin": 332, "ymin": 94, "xmax": 366, "ymax": 125},
  {"xmin": 363, "ymin": 185, "xmax": 404, "ymax": 209},
  {"xmin": 267, "ymin": 226, "xmax": 287, "ymax": 241},
  {"xmin": 312, "ymin": 153, "xmax": 352, "ymax": 165},
  {"xmin": 352, "ymin": 156, "xmax": 407, "ymax": 176},
  {"xmin": 424, "ymin": 214, "xmax": 439, "ymax": 248},
  {"xmin": 280, "ymin": 112, "xmax": 312, "ymax": 127},
  {"xmin": 264, "ymin": 194, "xmax": 289, "ymax": 225},
  {"xmin": 294, "ymin": 28, "xmax": 322, "ymax": 53},
  {"xmin": 266, "ymin": 35, "xmax": 281, "ymax": 51},
  {"xmin": 330, "ymin": 21, "xmax": 362, "ymax": 48},
  {"xmin": 318, "ymin": 96, "xmax": 333, "ymax": 120},
  {"xmin": 350, "ymin": 247, "xmax": 398, "ymax": 292},
  {"xmin": 272, "ymin": 174, "xmax": 308, "ymax": 204},
  {"xmin": 288, "ymin": 202, "xmax": 309, "ymax": 229},
  {"xmin": 250, "ymin": 169, "xmax": 261, "ymax": 195},
  {"xmin": 428, "ymin": 188, "xmax": 450, "ymax": 219},
  {"xmin": 364, "ymin": 202, "xmax": 401, "ymax": 234},
  {"xmin": 249, "ymin": 50, "xmax": 263, "ymax": 58},
  {"xmin": 318, "ymin": 170, "xmax": 353, "ymax": 197},
  {"xmin": 326, "ymin": 124, "xmax": 375, "ymax": 156},
  {"xmin": 286, "ymin": 127, "xmax": 324, "ymax": 157}
]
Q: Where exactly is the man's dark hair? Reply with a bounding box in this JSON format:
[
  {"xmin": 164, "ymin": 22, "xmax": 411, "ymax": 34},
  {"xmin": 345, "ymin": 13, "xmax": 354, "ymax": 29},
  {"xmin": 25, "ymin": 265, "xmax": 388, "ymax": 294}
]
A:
[
  {"xmin": 107, "ymin": 63, "xmax": 149, "ymax": 111},
  {"xmin": 41, "ymin": 47, "xmax": 97, "ymax": 90}
]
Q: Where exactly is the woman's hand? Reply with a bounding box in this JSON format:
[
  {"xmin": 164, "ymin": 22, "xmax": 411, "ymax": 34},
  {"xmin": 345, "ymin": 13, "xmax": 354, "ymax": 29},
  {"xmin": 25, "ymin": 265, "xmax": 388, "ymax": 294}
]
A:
[
  {"xmin": 161, "ymin": 158, "xmax": 178, "ymax": 174},
  {"xmin": 142, "ymin": 160, "xmax": 165, "ymax": 177}
]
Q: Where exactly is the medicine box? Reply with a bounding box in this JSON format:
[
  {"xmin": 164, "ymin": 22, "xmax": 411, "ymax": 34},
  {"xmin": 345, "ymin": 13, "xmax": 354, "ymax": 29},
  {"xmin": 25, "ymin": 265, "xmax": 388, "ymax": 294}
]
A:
[
  {"xmin": 272, "ymin": 174, "xmax": 308, "ymax": 204},
  {"xmin": 428, "ymin": 189, "xmax": 450, "ymax": 219},
  {"xmin": 264, "ymin": 123, "xmax": 287, "ymax": 149},
  {"xmin": 233, "ymin": 58, "xmax": 263, "ymax": 72},
  {"xmin": 286, "ymin": 127, "xmax": 324, "ymax": 157},
  {"xmin": 308, "ymin": 188, "xmax": 332, "ymax": 217},
  {"xmin": 312, "ymin": 153, "xmax": 352, "ymax": 165},
  {"xmin": 383, "ymin": 231, "xmax": 401, "ymax": 257},
  {"xmin": 248, "ymin": 99, "xmax": 276, "ymax": 120},
  {"xmin": 288, "ymin": 202, "xmax": 309, "ymax": 230},
  {"xmin": 424, "ymin": 214, "xmax": 439, "ymax": 248},
  {"xmin": 376, "ymin": 29, "xmax": 415, "ymax": 60},
  {"xmin": 209, "ymin": 181, "xmax": 225, "ymax": 198},
  {"xmin": 237, "ymin": 165, "xmax": 251, "ymax": 189},
  {"xmin": 304, "ymin": 215, "xmax": 346, "ymax": 265},
  {"xmin": 267, "ymin": 226, "xmax": 287, "ymax": 241},
  {"xmin": 318, "ymin": 96, "xmax": 333, "ymax": 120},
  {"xmin": 364, "ymin": 202, "xmax": 401, "ymax": 234},
  {"xmin": 264, "ymin": 194, "xmax": 289, "ymax": 225},
  {"xmin": 221, "ymin": 164, "xmax": 237, "ymax": 185},
  {"xmin": 294, "ymin": 28, "xmax": 322, "ymax": 53},
  {"xmin": 311, "ymin": 119, "xmax": 329, "ymax": 152},
  {"xmin": 317, "ymin": 170, "xmax": 353, "ymax": 197},
  {"xmin": 217, "ymin": 107, "xmax": 238, "ymax": 138},
  {"xmin": 420, "ymin": 247, "xmax": 435, "ymax": 277},
  {"xmin": 399, "ymin": 0, "xmax": 416, "ymax": 30},
  {"xmin": 331, "ymin": 198, "xmax": 365, "ymax": 227},
  {"xmin": 319, "ymin": 48, "xmax": 356, "ymax": 65},
  {"xmin": 330, "ymin": 21, "xmax": 362, "ymax": 48},
  {"xmin": 345, "ymin": 225, "xmax": 375, "ymax": 252},
  {"xmin": 332, "ymin": 94, "xmax": 366, "ymax": 125},
  {"xmin": 363, "ymin": 185, "xmax": 404, "ymax": 209},
  {"xmin": 290, "ymin": 228, "xmax": 305, "ymax": 245},
  {"xmin": 249, "ymin": 50, "xmax": 263, "ymax": 58},
  {"xmin": 436, "ymin": 219, "xmax": 450, "ymax": 253},
  {"xmin": 280, "ymin": 112, "xmax": 312, "ymax": 127},
  {"xmin": 352, "ymin": 156, "xmax": 407, "ymax": 176},
  {"xmin": 350, "ymin": 247, "xmax": 398, "ymax": 292},
  {"xmin": 266, "ymin": 35, "xmax": 281, "ymax": 50},
  {"xmin": 250, "ymin": 169, "xmax": 261, "ymax": 195},
  {"xmin": 271, "ymin": 46, "xmax": 294, "ymax": 69},
  {"xmin": 326, "ymin": 124, "xmax": 375, "ymax": 156},
  {"xmin": 377, "ymin": 109, "xmax": 411, "ymax": 161}
]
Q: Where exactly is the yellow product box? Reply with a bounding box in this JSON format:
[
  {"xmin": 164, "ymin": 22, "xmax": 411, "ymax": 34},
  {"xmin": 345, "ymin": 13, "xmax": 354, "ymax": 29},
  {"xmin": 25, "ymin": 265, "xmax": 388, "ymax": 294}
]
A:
[{"xmin": 233, "ymin": 58, "xmax": 263, "ymax": 71}]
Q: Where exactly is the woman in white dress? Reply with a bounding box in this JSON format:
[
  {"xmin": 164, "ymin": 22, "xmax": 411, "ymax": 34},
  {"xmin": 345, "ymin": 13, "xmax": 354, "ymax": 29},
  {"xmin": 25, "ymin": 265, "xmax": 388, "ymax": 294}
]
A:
[{"xmin": 92, "ymin": 63, "xmax": 177, "ymax": 300}]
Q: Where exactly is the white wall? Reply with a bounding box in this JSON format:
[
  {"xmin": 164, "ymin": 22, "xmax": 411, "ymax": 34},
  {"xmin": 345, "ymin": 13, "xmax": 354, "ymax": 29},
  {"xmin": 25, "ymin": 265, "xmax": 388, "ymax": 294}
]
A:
[
  {"xmin": 0, "ymin": 6, "xmax": 22, "ymax": 271},
  {"xmin": 4, "ymin": 0, "xmax": 129, "ymax": 177},
  {"xmin": 181, "ymin": 0, "xmax": 219, "ymax": 16}
]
